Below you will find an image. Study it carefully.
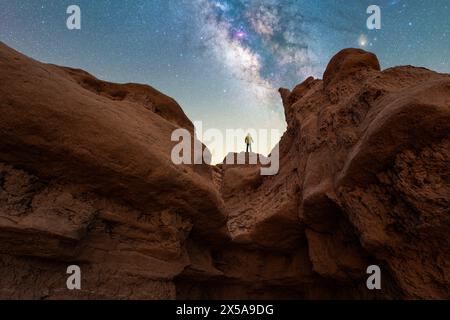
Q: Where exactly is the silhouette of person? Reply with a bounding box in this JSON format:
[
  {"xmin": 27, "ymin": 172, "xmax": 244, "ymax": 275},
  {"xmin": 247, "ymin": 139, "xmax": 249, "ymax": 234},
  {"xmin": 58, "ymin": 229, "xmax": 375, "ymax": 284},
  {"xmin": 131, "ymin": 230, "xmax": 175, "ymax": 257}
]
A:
[{"xmin": 245, "ymin": 133, "xmax": 253, "ymax": 153}]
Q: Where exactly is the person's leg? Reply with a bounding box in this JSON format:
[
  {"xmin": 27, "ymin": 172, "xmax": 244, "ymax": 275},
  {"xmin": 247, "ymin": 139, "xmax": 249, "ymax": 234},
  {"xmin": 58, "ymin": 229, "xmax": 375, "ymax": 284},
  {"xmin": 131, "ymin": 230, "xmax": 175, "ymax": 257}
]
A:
[
  {"xmin": 250, "ymin": 144, "xmax": 252, "ymax": 153},
  {"xmin": 246, "ymin": 144, "xmax": 249, "ymax": 152}
]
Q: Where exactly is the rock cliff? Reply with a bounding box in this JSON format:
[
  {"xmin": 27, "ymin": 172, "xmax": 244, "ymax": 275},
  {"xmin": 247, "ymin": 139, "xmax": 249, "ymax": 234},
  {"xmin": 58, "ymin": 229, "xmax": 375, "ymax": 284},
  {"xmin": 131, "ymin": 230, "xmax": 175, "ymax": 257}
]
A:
[{"xmin": 0, "ymin": 43, "xmax": 448, "ymax": 299}]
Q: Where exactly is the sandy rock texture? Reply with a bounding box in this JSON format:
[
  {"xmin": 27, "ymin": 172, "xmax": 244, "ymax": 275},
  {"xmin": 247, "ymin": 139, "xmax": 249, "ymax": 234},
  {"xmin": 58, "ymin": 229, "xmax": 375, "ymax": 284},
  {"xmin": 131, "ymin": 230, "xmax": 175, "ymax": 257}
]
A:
[
  {"xmin": 0, "ymin": 43, "xmax": 449, "ymax": 299},
  {"xmin": 0, "ymin": 42, "xmax": 225, "ymax": 299}
]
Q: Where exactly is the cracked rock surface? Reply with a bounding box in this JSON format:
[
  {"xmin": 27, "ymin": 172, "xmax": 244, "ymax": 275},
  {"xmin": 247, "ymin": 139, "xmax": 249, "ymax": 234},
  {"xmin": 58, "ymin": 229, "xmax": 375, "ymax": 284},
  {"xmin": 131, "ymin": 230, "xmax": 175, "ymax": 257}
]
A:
[{"xmin": 0, "ymin": 43, "xmax": 449, "ymax": 299}]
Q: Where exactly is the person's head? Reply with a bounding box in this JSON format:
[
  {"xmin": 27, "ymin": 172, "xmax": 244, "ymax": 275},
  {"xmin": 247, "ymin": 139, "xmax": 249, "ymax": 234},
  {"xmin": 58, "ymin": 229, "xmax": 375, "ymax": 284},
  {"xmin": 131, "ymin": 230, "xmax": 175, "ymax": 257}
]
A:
[{"xmin": 247, "ymin": 133, "xmax": 251, "ymax": 138}]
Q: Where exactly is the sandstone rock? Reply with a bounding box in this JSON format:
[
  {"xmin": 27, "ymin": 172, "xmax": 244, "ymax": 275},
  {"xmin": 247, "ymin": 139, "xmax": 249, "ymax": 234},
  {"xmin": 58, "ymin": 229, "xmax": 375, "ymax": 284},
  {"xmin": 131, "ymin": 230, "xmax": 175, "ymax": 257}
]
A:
[
  {"xmin": 276, "ymin": 48, "xmax": 450, "ymax": 298},
  {"xmin": 0, "ymin": 43, "xmax": 449, "ymax": 299},
  {"xmin": 0, "ymin": 42, "xmax": 227, "ymax": 243},
  {"xmin": 0, "ymin": 42, "xmax": 226, "ymax": 299},
  {"xmin": 323, "ymin": 48, "xmax": 381, "ymax": 89}
]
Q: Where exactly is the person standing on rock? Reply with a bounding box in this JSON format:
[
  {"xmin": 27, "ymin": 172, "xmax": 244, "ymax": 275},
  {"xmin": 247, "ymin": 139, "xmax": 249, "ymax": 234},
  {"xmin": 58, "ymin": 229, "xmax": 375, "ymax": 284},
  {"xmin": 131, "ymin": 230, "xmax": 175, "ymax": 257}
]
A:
[{"xmin": 245, "ymin": 133, "xmax": 254, "ymax": 153}]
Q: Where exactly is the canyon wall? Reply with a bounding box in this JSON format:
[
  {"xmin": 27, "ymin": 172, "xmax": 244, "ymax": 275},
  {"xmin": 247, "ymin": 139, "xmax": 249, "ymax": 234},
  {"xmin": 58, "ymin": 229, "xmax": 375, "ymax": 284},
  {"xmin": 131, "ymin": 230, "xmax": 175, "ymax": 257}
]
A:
[{"xmin": 0, "ymin": 43, "xmax": 448, "ymax": 299}]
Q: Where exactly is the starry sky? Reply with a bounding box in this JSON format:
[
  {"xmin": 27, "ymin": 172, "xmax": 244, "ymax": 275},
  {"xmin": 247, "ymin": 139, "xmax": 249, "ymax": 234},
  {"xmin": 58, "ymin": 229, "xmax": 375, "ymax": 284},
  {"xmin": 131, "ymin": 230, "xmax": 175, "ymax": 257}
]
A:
[{"xmin": 1, "ymin": 0, "xmax": 449, "ymax": 162}]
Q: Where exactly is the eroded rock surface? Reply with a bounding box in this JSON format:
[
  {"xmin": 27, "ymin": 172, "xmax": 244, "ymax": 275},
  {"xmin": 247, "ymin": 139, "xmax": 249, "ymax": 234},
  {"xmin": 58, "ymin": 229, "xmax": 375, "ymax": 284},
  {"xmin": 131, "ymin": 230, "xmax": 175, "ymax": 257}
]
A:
[{"xmin": 0, "ymin": 43, "xmax": 449, "ymax": 299}]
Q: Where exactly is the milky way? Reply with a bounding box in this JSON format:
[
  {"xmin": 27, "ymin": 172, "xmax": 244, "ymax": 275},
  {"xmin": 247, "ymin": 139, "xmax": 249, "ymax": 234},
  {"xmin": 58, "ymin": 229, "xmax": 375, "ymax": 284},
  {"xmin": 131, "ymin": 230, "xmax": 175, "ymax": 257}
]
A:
[
  {"xmin": 191, "ymin": 0, "xmax": 321, "ymax": 83},
  {"xmin": 0, "ymin": 0, "xmax": 449, "ymax": 162}
]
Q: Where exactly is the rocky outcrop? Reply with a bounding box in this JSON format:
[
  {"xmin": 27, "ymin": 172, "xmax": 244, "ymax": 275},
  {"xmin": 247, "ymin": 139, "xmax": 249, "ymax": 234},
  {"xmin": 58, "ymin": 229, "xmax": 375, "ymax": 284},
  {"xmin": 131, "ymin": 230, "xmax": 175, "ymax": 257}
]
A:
[
  {"xmin": 0, "ymin": 43, "xmax": 449, "ymax": 299},
  {"xmin": 279, "ymin": 49, "xmax": 449, "ymax": 299},
  {"xmin": 0, "ymin": 42, "xmax": 226, "ymax": 299}
]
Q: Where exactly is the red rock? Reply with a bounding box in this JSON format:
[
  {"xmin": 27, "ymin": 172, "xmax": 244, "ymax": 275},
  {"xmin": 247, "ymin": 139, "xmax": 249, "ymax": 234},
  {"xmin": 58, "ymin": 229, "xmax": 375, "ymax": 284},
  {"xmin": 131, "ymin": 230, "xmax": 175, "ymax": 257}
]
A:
[
  {"xmin": 323, "ymin": 48, "xmax": 381, "ymax": 89},
  {"xmin": 0, "ymin": 43, "xmax": 449, "ymax": 299},
  {"xmin": 0, "ymin": 42, "xmax": 226, "ymax": 299}
]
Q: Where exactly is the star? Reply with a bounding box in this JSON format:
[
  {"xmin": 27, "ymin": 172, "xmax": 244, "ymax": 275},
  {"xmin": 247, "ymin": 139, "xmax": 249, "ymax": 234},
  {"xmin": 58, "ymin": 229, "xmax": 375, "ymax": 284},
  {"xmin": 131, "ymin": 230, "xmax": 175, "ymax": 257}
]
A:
[
  {"xmin": 358, "ymin": 34, "xmax": 368, "ymax": 47},
  {"xmin": 234, "ymin": 30, "xmax": 247, "ymax": 41},
  {"xmin": 1, "ymin": 0, "xmax": 448, "ymax": 164}
]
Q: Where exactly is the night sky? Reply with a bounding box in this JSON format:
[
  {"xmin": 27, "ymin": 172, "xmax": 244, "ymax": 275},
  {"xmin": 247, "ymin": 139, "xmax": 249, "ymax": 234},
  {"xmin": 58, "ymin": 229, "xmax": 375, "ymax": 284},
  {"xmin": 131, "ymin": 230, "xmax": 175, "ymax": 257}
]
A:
[{"xmin": 1, "ymin": 0, "xmax": 449, "ymax": 162}]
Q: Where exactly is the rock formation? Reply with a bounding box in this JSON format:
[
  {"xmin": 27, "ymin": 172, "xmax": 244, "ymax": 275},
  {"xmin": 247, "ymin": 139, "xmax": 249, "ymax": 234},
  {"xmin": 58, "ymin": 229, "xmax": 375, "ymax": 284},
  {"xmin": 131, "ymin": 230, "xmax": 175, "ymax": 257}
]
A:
[{"xmin": 0, "ymin": 43, "xmax": 449, "ymax": 299}]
